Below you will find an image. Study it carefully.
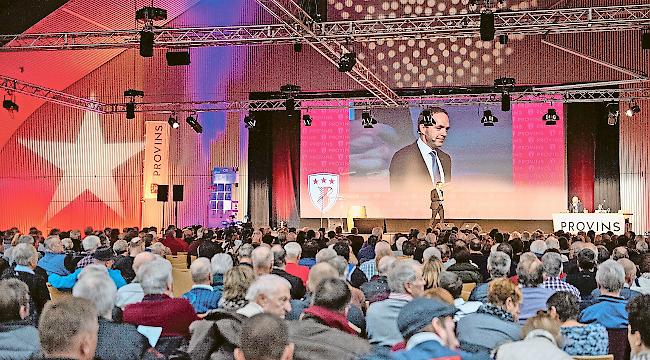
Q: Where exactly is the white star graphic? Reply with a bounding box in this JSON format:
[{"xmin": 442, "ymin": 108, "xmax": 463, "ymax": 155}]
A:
[{"xmin": 18, "ymin": 109, "xmax": 144, "ymax": 220}]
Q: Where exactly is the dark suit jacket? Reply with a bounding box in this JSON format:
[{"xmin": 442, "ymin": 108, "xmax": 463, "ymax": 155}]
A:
[
  {"xmin": 389, "ymin": 142, "xmax": 451, "ymax": 191},
  {"xmin": 430, "ymin": 189, "xmax": 444, "ymax": 209}
]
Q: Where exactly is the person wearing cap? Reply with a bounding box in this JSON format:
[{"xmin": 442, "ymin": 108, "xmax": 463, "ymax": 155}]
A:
[
  {"xmin": 48, "ymin": 247, "xmax": 126, "ymax": 290},
  {"xmin": 113, "ymin": 237, "xmax": 144, "ymax": 283},
  {"xmin": 391, "ymin": 297, "xmax": 469, "ymax": 360},
  {"xmin": 389, "ymin": 107, "xmax": 452, "ymax": 192}
]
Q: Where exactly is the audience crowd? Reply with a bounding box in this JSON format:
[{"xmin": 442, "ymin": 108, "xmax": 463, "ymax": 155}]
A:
[{"xmin": 1, "ymin": 223, "xmax": 650, "ymax": 360}]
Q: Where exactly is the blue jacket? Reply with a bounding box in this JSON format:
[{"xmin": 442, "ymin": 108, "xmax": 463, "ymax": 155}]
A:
[
  {"xmin": 580, "ymin": 294, "xmax": 628, "ymax": 329},
  {"xmin": 48, "ymin": 268, "xmax": 126, "ymax": 290},
  {"xmin": 182, "ymin": 285, "xmax": 221, "ymax": 314},
  {"xmin": 37, "ymin": 252, "xmax": 70, "ymax": 276},
  {"xmin": 298, "ymin": 258, "xmax": 316, "ymax": 269},
  {"xmin": 392, "ymin": 334, "xmax": 489, "ymax": 360}
]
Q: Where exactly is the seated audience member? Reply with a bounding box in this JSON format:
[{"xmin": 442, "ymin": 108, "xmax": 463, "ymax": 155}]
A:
[
  {"xmin": 446, "ymin": 247, "xmax": 482, "ymax": 284},
  {"xmin": 112, "ymin": 240, "xmax": 128, "ymax": 260},
  {"xmin": 211, "ymin": 252, "xmax": 233, "ymax": 292},
  {"xmin": 302, "ymin": 278, "xmax": 361, "ymax": 335},
  {"xmin": 160, "ymin": 229, "xmax": 188, "ymax": 255},
  {"xmin": 333, "ymin": 241, "xmax": 368, "ymax": 288},
  {"xmin": 298, "ymin": 240, "xmax": 319, "ymax": 268},
  {"xmin": 469, "ymin": 251, "xmax": 511, "ymax": 303},
  {"xmin": 237, "ymin": 274, "xmax": 292, "ymax": 319},
  {"xmin": 423, "ymin": 256, "xmax": 444, "ymax": 290},
  {"xmin": 38, "ymin": 297, "xmax": 99, "ymax": 360},
  {"xmin": 219, "ymin": 265, "xmax": 256, "ymax": 311},
  {"xmin": 113, "ymin": 237, "xmax": 145, "ymax": 283},
  {"xmin": 457, "ymin": 278, "xmax": 522, "ymax": 355},
  {"xmin": 271, "ymin": 245, "xmax": 306, "ymax": 300},
  {"xmin": 324, "ymin": 256, "xmax": 367, "ymax": 310},
  {"xmin": 391, "ymin": 297, "xmax": 466, "ymax": 360},
  {"xmin": 580, "ymin": 259, "xmax": 629, "ymax": 329},
  {"xmin": 0, "ymin": 279, "xmax": 40, "ymax": 359},
  {"xmin": 284, "ymin": 242, "xmax": 309, "ymax": 284},
  {"xmin": 183, "ymin": 257, "xmax": 222, "ymax": 313},
  {"xmin": 540, "ymin": 252, "xmax": 580, "ymax": 298},
  {"xmin": 591, "ymin": 258, "xmax": 641, "ymax": 301},
  {"xmin": 546, "ymin": 291, "xmax": 608, "ymax": 356},
  {"xmin": 347, "ymin": 228, "xmax": 365, "ymax": 258},
  {"xmin": 422, "ymin": 246, "xmax": 442, "ymax": 263},
  {"xmin": 468, "ymin": 238, "xmax": 488, "ymax": 281},
  {"xmin": 612, "ymin": 246, "xmax": 629, "ymax": 261},
  {"xmin": 360, "ymin": 255, "xmax": 396, "ymax": 304},
  {"xmin": 49, "ymin": 247, "xmax": 126, "ymax": 290},
  {"xmin": 37, "ymin": 236, "xmax": 70, "ymax": 276},
  {"xmin": 72, "ymin": 271, "xmax": 149, "ymax": 360},
  {"xmin": 252, "ymin": 246, "xmax": 274, "ymax": 276},
  {"xmin": 360, "ymin": 241, "xmax": 393, "ymax": 280},
  {"xmin": 235, "ymin": 313, "xmax": 294, "ymax": 360},
  {"xmin": 123, "ymin": 257, "xmax": 198, "ymax": 338},
  {"xmin": 517, "ymin": 252, "xmax": 556, "ymax": 324},
  {"xmin": 1, "ymin": 243, "xmax": 50, "ymax": 318},
  {"xmin": 359, "ymin": 229, "xmax": 381, "ymax": 263},
  {"xmin": 115, "ymin": 252, "xmax": 156, "ymax": 309},
  {"xmin": 529, "ymin": 239, "xmax": 548, "ymax": 259},
  {"xmin": 566, "ymin": 248, "xmax": 598, "ymax": 298},
  {"xmin": 149, "ymin": 242, "xmax": 170, "ymax": 257},
  {"xmin": 495, "ymin": 242, "xmax": 517, "ymax": 277},
  {"xmin": 438, "ymin": 271, "xmax": 481, "ymax": 321},
  {"xmin": 237, "ymin": 243, "xmax": 254, "ymax": 267},
  {"xmin": 631, "ymin": 254, "xmax": 650, "ymax": 295},
  {"xmin": 627, "ymin": 294, "xmax": 650, "ymax": 360},
  {"xmin": 494, "ymin": 311, "xmax": 572, "ymax": 360},
  {"xmin": 366, "ymin": 259, "xmax": 425, "ymax": 347},
  {"xmin": 75, "ymin": 235, "xmax": 101, "ymax": 269}
]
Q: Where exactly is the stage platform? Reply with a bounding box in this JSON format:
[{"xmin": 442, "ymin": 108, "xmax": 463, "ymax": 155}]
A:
[{"xmin": 299, "ymin": 218, "xmax": 553, "ymax": 234}]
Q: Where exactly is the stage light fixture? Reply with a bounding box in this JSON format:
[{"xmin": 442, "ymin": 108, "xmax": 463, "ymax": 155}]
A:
[
  {"xmin": 625, "ymin": 100, "xmax": 641, "ymax": 117},
  {"xmin": 361, "ymin": 110, "xmax": 377, "ymax": 128},
  {"xmin": 501, "ymin": 91, "xmax": 511, "ymax": 112},
  {"xmin": 542, "ymin": 108, "xmax": 559, "ymax": 125},
  {"xmin": 468, "ymin": 0, "xmax": 478, "ymax": 12},
  {"xmin": 126, "ymin": 102, "xmax": 136, "ymax": 119},
  {"xmin": 481, "ymin": 110, "xmax": 498, "ymax": 126},
  {"xmin": 480, "ymin": 10, "xmax": 495, "ymax": 41},
  {"xmin": 293, "ymin": 43, "xmax": 303, "ymax": 53},
  {"xmin": 168, "ymin": 115, "xmax": 179, "ymax": 129},
  {"xmin": 606, "ymin": 104, "xmax": 620, "ymax": 126},
  {"xmin": 139, "ymin": 30, "xmax": 154, "ymax": 58},
  {"xmin": 135, "ymin": 7, "xmax": 167, "ymax": 22},
  {"xmin": 303, "ymin": 114, "xmax": 313, "ymax": 126},
  {"xmin": 420, "ymin": 110, "xmax": 434, "ymax": 126},
  {"xmin": 244, "ymin": 114, "xmax": 256, "ymax": 129},
  {"xmin": 186, "ymin": 114, "xmax": 203, "ymax": 133},
  {"xmin": 338, "ymin": 52, "xmax": 357, "ymax": 72},
  {"xmin": 642, "ymin": 32, "xmax": 650, "ymax": 50},
  {"xmin": 2, "ymin": 93, "xmax": 18, "ymax": 113},
  {"xmin": 285, "ymin": 97, "xmax": 296, "ymax": 113}
]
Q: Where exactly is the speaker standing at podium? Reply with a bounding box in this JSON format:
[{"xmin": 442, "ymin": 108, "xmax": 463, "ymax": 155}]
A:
[{"xmin": 430, "ymin": 181, "xmax": 445, "ymax": 226}]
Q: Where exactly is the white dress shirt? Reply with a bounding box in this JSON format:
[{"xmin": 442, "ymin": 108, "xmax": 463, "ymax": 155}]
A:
[{"xmin": 416, "ymin": 138, "xmax": 446, "ymax": 186}]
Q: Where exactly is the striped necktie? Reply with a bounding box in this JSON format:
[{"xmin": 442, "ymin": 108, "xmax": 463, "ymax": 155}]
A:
[{"xmin": 430, "ymin": 150, "xmax": 440, "ymax": 184}]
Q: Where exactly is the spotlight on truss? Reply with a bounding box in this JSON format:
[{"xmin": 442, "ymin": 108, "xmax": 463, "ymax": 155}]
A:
[
  {"xmin": 2, "ymin": 93, "xmax": 18, "ymax": 113},
  {"xmin": 481, "ymin": 110, "xmax": 498, "ymax": 126},
  {"xmin": 168, "ymin": 115, "xmax": 180, "ymax": 129},
  {"xmin": 244, "ymin": 114, "xmax": 256, "ymax": 129},
  {"xmin": 361, "ymin": 110, "xmax": 377, "ymax": 128},
  {"xmin": 625, "ymin": 100, "xmax": 641, "ymax": 117},
  {"xmin": 338, "ymin": 52, "xmax": 357, "ymax": 72},
  {"xmin": 543, "ymin": 108, "xmax": 559, "ymax": 125},
  {"xmin": 303, "ymin": 114, "xmax": 312, "ymax": 127},
  {"xmin": 606, "ymin": 104, "xmax": 620, "ymax": 126},
  {"xmin": 186, "ymin": 114, "xmax": 203, "ymax": 133}
]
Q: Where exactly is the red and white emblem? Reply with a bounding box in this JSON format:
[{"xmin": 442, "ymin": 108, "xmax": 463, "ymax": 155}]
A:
[{"xmin": 308, "ymin": 173, "xmax": 339, "ymax": 214}]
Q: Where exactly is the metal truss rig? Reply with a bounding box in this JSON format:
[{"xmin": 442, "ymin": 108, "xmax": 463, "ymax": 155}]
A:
[
  {"xmin": 1, "ymin": 4, "xmax": 649, "ymax": 51},
  {"xmin": 0, "ymin": 76, "xmax": 104, "ymax": 113}
]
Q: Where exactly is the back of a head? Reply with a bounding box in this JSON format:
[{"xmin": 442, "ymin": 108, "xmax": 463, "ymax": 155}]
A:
[
  {"xmin": 496, "ymin": 242, "xmax": 514, "ymax": 260},
  {"xmin": 617, "ymin": 258, "xmax": 637, "ymax": 279},
  {"xmin": 252, "ymin": 246, "xmax": 273, "ymax": 273},
  {"xmin": 223, "ymin": 265, "xmax": 256, "ymax": 301},
  {"xmin": 488, "ymin": 278, "xmax": 522, "ymax": 307},
  {"xmin": 238, "ymin": 244, "xmax": 254, "ymax": 259},
  {"xmin": 12, "ymin": 243, "xmax": 37, "ymax": 267},
  {"xmin": 546, "ymin": 291, "xmax": 580, "ymax": 323},
  {"xmin": 307, "ymin": 262, "xmax": 339, "ymax": 293},
  {"xmin": 312, "ymin": 278, "xmax": 351, "ymax": 313},
  {"xmin": 332, "ymin": 241, "xmax": 350, "ymax": 261},
  {"xmin": 577, "ymin": 248, "xmax": 596, "ymax": 270},
  {"xmin": 284, "ymin": 242, "xmax": 302, "ymax": 260},
  {"xmin": 541, "ymin": 252, "xmax": 563, "ymax": 278},
  {"xmin": 190, "ymin": 257, "xmax": 212, "ymax": 284},
  {"xmin": 530, "ymin": 239, "xmax": 548, "ymax": 256},
  {"xmin": 612, "ymin": 246, "xmax": 629, "ymax": 260},
  {"xmin": 374, "ymin": 241, "xmax": 392, "ymax": 260},
  {"xmin": 138, "ymin": 257, "xmax": 172, "ymax": 295},
  {"xmin": 72, "ymin": 272, "xmax": 117, "ymax": 319},
  {"xmin": 596, "ymin": 259, "xmax": 625, "ymax": 292},
  {"xmin": 271, "ymin": 245, "xmax": 286, "ymax": 268},
  {"xmin": 378, "ymin": 255, "xmax": 397, "ymax": 275},
  {"xmin": 132, "ymin": 252, "xmax": 157, "ymax": 277},
  {"xmin": 211, "ymin": 253, "xmax": 234, "ymax": 275},
  {"xmin": 39, "ymin": 297, "xmax": 99, "ymax": 359},
  {"xmin": 0, "ymin": 278, "xmax": 29, "ymax": 322},
  {"xmin": 522, "ymin": 311, "xmax": 563, "ymax": 347},
  {"xmin": 237, "ymin": 313, "xmax": 291, "ymax": 360},
  {"xmin": 517, "ymin": 253, "xmax": 544, "ymax": 287},
  {"xmin": 315, "ymin": 248, "xmax": 337, "ymax": 263},
  {"xmin": 488, "ymin": 251, "xmax": 511, "ymax": 278},
  {"xmin": 422, "ymin": 246, "xmax": 441, "ymax": 263},
  {"xmin": 388, "ymin": 259, "xmax": 420, "ymax": 293},
  {"xmin": 438, "ymin": 271, "xmax": 463, "ymax": 299},
  {"xmin": 626, "ymin": 294, "xmax": 650, "ymax": 351},
  {"xmin": 82, "ymin": 235, "xmax": 100, "ymax": 252},
  {"xmin": 325, "ymin": 256, "xmax": 348, "ymax": 278}
]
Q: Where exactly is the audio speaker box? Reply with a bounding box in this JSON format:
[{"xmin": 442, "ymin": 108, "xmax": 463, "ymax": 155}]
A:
[{"xmin": 156, "ymin": 185, "xmax": 169, "ymax": 202}]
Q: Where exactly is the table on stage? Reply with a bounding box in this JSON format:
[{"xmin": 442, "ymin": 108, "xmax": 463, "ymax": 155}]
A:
[{"xmin": 552, "ymin": 212, "xmax": 631, "ymax": 235}]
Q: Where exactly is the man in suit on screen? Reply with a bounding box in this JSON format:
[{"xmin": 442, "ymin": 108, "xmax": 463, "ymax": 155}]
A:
[
  {"xmin": 430, "ymin": 181, "xmax": 445, "ymax": 226},
  {"xmin": 389, "ymin": 107, "xmax": 452, "ymax": 192}
]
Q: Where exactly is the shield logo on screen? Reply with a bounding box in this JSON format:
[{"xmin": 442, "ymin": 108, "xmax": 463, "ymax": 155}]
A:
[{"xmin": 308, "ymin": 173, "xmax": 339, "ymax": 214}]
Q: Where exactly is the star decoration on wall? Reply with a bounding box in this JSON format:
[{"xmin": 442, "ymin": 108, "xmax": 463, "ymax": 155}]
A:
[{"xmin": 18, "ymin": 108, "xmax": 145, "ymax": 220}]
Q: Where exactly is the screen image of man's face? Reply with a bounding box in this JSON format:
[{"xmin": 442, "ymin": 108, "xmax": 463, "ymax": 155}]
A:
[{"xmin": 419, "ymin": 112, "xmax": 450, "ymax": 148}]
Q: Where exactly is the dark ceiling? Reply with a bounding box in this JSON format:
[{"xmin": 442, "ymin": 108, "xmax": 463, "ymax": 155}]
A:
[{"xmin": 0, "ymin": 0, "xmax": 68, "ymax": 36}]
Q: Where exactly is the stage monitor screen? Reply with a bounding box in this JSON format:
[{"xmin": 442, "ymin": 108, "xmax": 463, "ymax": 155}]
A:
[
  {"xmin": 300, "ymin": 103, "xmax": 567, "ymax": 219},
  {"xmin": 300, "ymin": 102, "xmax": 567, "ymax": 220}
]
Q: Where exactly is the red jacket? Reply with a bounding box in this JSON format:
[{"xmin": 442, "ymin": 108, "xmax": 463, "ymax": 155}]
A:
[
  {"xmin": 285, "ymin": 261, "xmax": 310, "ymax": 285},
  {"xmin": 123, "ymin": 294, "xmax": 198, "ymax": 338},
  {"xmin": 161, "ymin": 236, "xmax": 189, "ymax": 255}
]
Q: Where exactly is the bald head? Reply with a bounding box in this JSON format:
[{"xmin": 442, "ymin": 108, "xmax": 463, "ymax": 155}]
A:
[
  {"xmin": 133, "ymin": 252, "xmax": 157, "ymax": 275},
  {"xmin": 307, "ymin": 262, "xmax": 339, "ymax": 293}
]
